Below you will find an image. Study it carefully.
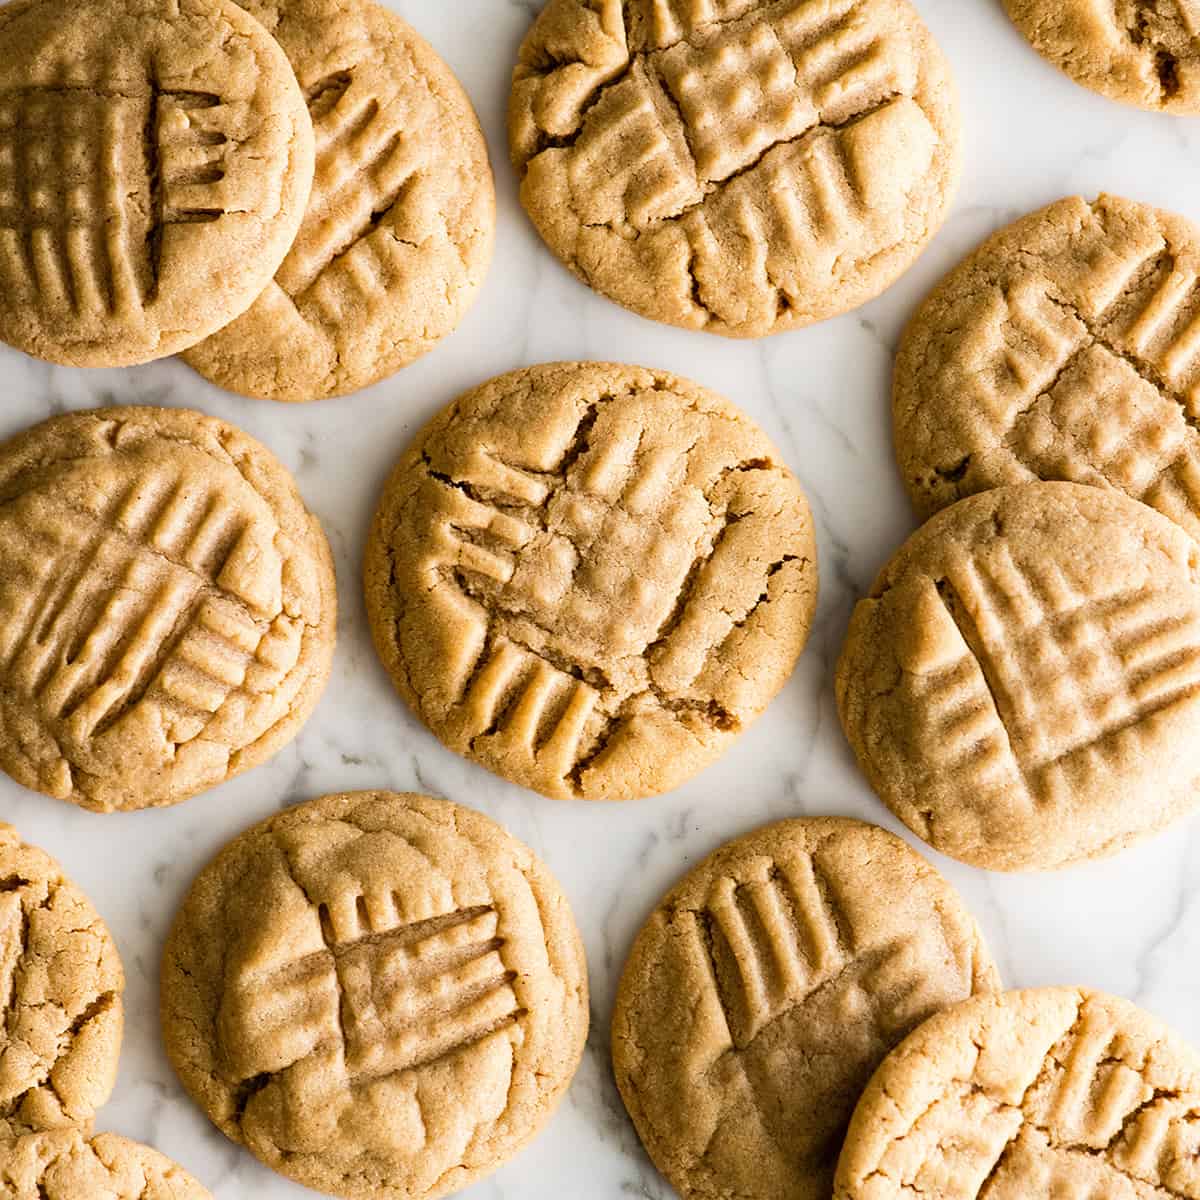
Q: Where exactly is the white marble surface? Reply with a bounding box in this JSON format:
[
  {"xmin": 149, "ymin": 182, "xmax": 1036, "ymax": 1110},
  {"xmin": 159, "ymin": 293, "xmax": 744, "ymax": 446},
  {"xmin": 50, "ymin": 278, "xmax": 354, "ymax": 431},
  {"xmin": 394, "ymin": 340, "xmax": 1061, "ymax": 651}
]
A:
[{"xmin": 4, "ymin": 0, "xmax": 1200, "ymax": 1196}]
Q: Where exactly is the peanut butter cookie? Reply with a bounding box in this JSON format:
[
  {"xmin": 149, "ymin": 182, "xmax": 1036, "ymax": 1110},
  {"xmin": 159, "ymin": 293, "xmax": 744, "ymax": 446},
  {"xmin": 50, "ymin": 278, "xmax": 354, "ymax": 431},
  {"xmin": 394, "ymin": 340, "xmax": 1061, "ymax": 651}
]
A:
[
  {"xmin": 836, "ymin": 988, "xmax": 1200, "ymax": 1199},
  {"xmin": 895, "ymin": 195, "xmax": 1200, "ymax": 541},
  {"xmin": 0, "ymin": 407, "xmax": 336, "ymax": 813},
  {"xmin": 364, "ymin": 363, "xmax": 818, "ymax": 801},
  {"xmin": 837, "ymin": 481, "xmax": 1200, "ymax": 872},
  {"xmin": 0, "ymin": 0, "xmax": 315, "ymax": 367},
  {"xmin": 1004, "ymin": 0, "xmax": 1200, "ymax": 113},
  {"xmin": 0, "ymin": 1129, "xmax": 211, "ymax": 1199},
  {"xmin": 184, "ymin": 0, "xmax": 495, "ymax": 401},
  {"xmin": 510, "ymin": 0, "xmax": 960, "ymax": 336},
  {"xmin": 0, "ymin": 826, "xmax": 123, "ymax": 1139},
  {"xmin": 613, "ymin": 818, "xmax": 998, "ymax": 1200},
  {"xmin": 160, "ymin": 791, "xmax": 588, "ymax": 1200}
]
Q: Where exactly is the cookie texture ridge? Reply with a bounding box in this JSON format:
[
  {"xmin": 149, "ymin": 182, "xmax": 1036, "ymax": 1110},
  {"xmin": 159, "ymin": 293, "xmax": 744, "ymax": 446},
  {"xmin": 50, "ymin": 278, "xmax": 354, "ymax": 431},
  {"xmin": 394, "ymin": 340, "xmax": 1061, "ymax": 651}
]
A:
[
  {"xmin": 0, "ymin": 406, "xmax": 336, "ymax": 813},
  {"xmin": 184, "ymin": 0, "xmax": 495, "ymax": 402},
  {"xmin": 835, "ymin": 987, "xmax": 1200, "ymax": 1199},
  {"xmin": 612, "ymin": 817, "xmax": 998, "ymax": 1200},
  {"xmin": 160, "ymin": 790, "xmax": 589, "ymax": 1200},
  {"xmin": 0, "ymin": 825, "xmax": 124, "ymax": 1139},
  {"xmin": 363, "ymin": 363, "xmax": 818, "ymax": 801},
  {"xmin": 895, "ymin": 195, "xmax": 1200, "ymax": 542},
  {"xmin": 0, "ymin": 1129, "xmax": 212, "ymax": 1199},
  {"xmin": 0, "ymin": 0, "xmax": 315, "ymax": 367},
  {"xmin": 836, "ymin": 481, "xmax": 1200, "ymax": 872},
  {"xmin": 509, "ymin": 0, "xmax": 961, "ymax": 337},
  {"xmin": 1003, "ymin": 0, "xmax": 1200, "ymax": 112}
]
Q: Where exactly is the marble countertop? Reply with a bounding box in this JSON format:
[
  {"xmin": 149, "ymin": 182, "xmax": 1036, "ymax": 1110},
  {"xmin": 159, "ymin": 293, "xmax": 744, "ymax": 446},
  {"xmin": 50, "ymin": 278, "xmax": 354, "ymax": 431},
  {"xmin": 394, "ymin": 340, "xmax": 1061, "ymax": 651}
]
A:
[{"xmin": 5, "ymin": 1, "xmax": 1200, "ymax": 1196}]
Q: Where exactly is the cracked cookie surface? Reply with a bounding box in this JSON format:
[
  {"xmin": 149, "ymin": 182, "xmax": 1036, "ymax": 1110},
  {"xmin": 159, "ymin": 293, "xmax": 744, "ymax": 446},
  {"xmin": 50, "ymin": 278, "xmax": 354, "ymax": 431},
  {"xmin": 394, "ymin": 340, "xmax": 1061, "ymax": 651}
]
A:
[
  {"xmin": 0, "ymin": 826, "xmax": 123, "ymax": 1140},
  {"xmin": 895, "ymin": 195, "xmax": 1200, "ymax": 542},
  {"xmin": 836, "ymin": 481, "xmax": 1200, "ymax": 872},
  {"xmin": 1004, "ymin": 0, "xmax": 1200, "ymax": 112},
  {"xmin": 0, "ymin": 1128, "xmax": 211, "ymax": 1198},
  {"xmin": 363, "ymin": 363, "xmax": 818, "ymax": 801},
  {"xmin": 0, "ymin": 0, "xmax": 315, "ymax": 367},
  {"xmin": 509, "ymin": 0, "xmax": 960, "ymax": 337},
  {"xmin": 160, "ymin": 790, "xmax": 589, "ymax": 1200},
  {"xmin": 612, "ymin": 817, "xmax": 998, "ymax": 1200},
  {"xmin": 184, "ymin": 0, "xmax": 494, "ymax": 402},
  {"xmin": 0, "ymin": 406, "xmax": 336, "ymax": 813},
  {"xmin": 835, "ymin": 987, "xmax": 1200, "ymax": 1199}
]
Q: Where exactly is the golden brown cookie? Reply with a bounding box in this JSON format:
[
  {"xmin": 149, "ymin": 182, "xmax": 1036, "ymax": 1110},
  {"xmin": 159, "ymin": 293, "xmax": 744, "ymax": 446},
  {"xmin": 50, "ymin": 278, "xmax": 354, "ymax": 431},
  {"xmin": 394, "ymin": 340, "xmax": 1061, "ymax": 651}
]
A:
[
  {"xmin": 364, "ymin": 363, "xmax": 818, "ymax": 801},
  {"xmin": 509, "ymin": 0, "xmax": 960, "ymax": 337},
  {"xmin": 0, "ymin": 0, "xmax": 315, "ymax": 368},
  {"xmin": 1003, "ymin": 0, "xmax": 1200, "ymax": 112},
  {"xmin": 836, "ymin": 481, "xmax": 1200, "ymax": 872},
  {"xmin": 895, "ymin": 195, "xmax": 1200, "ymax": 541},
  {"xmin": 835, "ymin": 987, "xmax": 1200, "ymax": 1199},
  {"xmin": 160, "ymin": 791, "xmax": 588, "ymax": 1200},
  {"xmin": 0, "ymin": 1129, "xmax": 211, "ymax": 1199},
  {"xmin": 184, "ymin": 0, "xmax": 495, "ymax": 401},
  {"xmin": 612, "ymin": 818, "xmax": 999, "ymax": 1200},
  {"xmin": 0, "ymin": 826, "xmax": 124, "ymax": 1139},
  {"xmin": 0, "ymin": 407, "xmax": 336, "ymax": 813}
]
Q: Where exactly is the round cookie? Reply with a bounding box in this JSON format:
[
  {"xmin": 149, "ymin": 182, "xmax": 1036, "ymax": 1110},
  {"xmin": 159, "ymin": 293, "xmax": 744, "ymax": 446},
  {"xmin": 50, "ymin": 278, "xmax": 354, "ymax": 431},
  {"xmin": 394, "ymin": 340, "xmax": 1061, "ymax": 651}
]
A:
[
  {"xmin": 0, "ymin": 406, "xmax": 336, "ymax": 813},
  {"xmin": 0, "ymin": 825, "xmax": 124, "ymax": 1139},
  {"xmin": 509, "ymin": 0, "xmax": 960, "ymax": 337},
  {"xmin": 364, "ymin": 363, "xmax": 818, "ymax": 801},
  {"xmin": 895, "ymin": 195, "xmax": 1200, "ymax": 542},
  {"xmin": 184, "ymin": 0, "xmax": 495, "ymax": 402},
  {"xmin": 612, "ymin": 818, "xmax": 999, "ymax": 1200},
  {"xmin": 835, "ymin": 987, "xmax": 1200, "ymax": 1199},
  {"xmin": 0, "ymin": 1129, "xmax": 212, "ymax": 1199},
  {"xmin": 0, "ymin": 0, "xmax": 315, "ymax": 367},
  {"xmin": 836, "ymin": 481, "xmax": 1200, "ymax": 872},
  {"xmin": 160, "ymin": 790, "xmax": 588, "ymax": 1200},
  {"xmin": 1003, "ymin": 0, "xmax": 1200, "ymax": 113}
]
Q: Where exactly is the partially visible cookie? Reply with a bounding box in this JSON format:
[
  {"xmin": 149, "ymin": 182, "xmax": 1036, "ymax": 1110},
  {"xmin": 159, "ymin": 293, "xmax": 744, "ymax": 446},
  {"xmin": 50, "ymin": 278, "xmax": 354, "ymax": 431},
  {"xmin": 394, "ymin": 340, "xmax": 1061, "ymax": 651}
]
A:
[
  {"xmin": 613, "ymin": 818, "xmax": 998, "ymax": 1200},
  {"xmin": 0, "ymin": 0, "xmax": 314, "ymax": 367},
  {"xmin": 0, "ymin": 406, "xmax": 336, "ymax": 813},
  {"xmin": 895, "ymin": 195, "xmax": 1200, "ymax": 542},
  {"xmin": 0, "ymin": 826, "xmax": 123, "ymax": 1139},
  {"xmin": 160, "ymin": 791, "xmax": 588, "ymax": 1200},
  {"xmin": 364, "ymin": 363, "xmax": 818, "ymax": 801},
  {"xmin": 835, "ymin": 988, "xmax": 1200, "ymax": 1199},
  {"xmin": 510, "ymin": 0, "xmax": 961, "ymax": 337},
  {"xmin": 836, "ymin": 481, "xmax": 1200, "ymax": 872},
  {"xmin": 184, "ymin": 0, "xmax": 495, "ymax": 401},
  {"xmin": 0, "ymin": 1129, "xmax": 211, "ymax": 1199},
  {"xmin": 1003, "ymin": 0, "xmax": 1200, "ymax": 112}
]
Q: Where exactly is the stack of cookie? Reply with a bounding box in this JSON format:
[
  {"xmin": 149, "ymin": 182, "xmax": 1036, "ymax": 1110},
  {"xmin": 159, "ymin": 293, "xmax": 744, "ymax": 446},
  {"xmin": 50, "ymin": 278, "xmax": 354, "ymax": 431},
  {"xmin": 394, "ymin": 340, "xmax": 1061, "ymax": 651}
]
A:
[
  {"xmin": 837, "ymin": 193, "xmax": 1200, "ymax": 872},
  {"xmin": 0, "ymin": 0, "xmax": 494, "ymax": 402}
]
